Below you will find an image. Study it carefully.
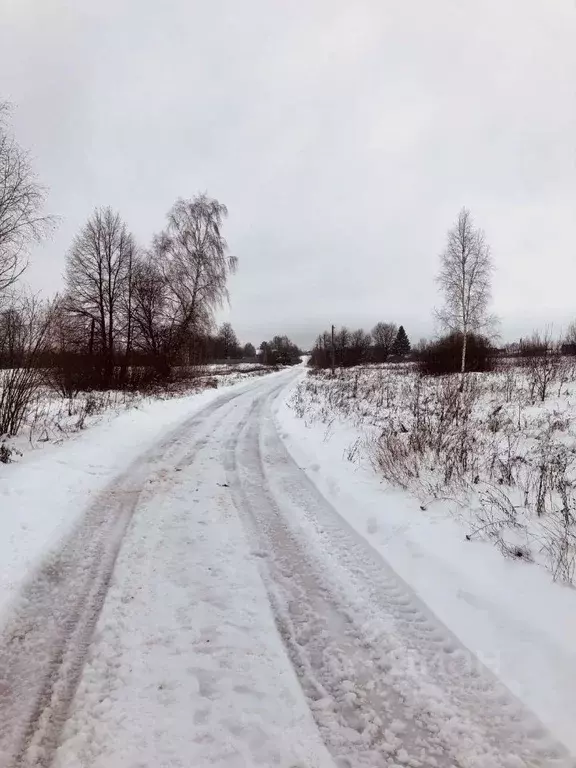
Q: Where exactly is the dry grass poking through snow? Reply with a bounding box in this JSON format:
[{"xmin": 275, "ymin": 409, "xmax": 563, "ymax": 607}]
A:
[{"xmin": 291, "ymin": 361, "xmax": 576, "ymax": 584}]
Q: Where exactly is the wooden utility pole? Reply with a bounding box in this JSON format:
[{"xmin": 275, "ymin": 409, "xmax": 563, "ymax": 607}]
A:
[{"xmin": 331, "ymin": 324, "xmax": 335, "ymax": 376}]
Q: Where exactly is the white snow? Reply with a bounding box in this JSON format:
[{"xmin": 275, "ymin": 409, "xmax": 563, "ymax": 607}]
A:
[
  {"xmin": 52, "ymin": 370, "xmax": 334, "ymax": 768},
  {"xmin": 3, "ymin": 364, "xmax": 576, "ymax": 766},
  {"xmin": 0, "ymin": 373, "xmax": 268, "ymax": 621},
  {"xmin": 275, "ymin": 370, "xmax": 576, "ymax": 757}
]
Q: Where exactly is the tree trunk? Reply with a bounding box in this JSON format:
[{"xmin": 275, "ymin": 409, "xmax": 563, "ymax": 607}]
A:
[
  {"xmin": 331, "ymin": 324, "xmax": 335, "ymax": 376},
  {"xmin": 459, "ymin": 329, "xmax": 468, "ymax": 392},
  {"xmin": 124, "ymin": 250, "xmax": 134, "ymax": 382}
]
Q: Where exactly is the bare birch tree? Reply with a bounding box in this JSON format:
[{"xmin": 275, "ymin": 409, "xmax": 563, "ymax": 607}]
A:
[
  {"xmin": 0, "ymin": 103, "xmax": 53, "ymax": 301},
  {"xmin": 65, "ymin": 207, "xmax": 136, "ymax": 381},
  {"xmin": 436, "ymin": 207, "xmax": 493, "ymax": 389},
  {"xmin": 155, "ymin": 194, "xmax": 237, "ymax": 363}
]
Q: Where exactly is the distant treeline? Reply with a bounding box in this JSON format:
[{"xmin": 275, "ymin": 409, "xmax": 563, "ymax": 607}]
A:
[
  {"xmin": 310, "ymin": 325, "xmax": 576, "ymax": 376},
  {"xmin": 310, "ymin": 323, "xmax": 410, "ymax": 368}
]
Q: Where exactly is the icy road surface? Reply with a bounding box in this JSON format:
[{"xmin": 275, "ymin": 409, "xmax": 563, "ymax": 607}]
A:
[{"xmin": 0, "ymin": 369, "xmax": 572, "ymax": 767}]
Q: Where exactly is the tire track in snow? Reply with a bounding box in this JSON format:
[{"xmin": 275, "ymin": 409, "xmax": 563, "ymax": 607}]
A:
[
  {"xmin": 225, "ymin": 385, "xmax": 574, "ymax": 768},
  {"xmin": 0, "ymin": 385, "xmax": 252, "ymax": 768}
]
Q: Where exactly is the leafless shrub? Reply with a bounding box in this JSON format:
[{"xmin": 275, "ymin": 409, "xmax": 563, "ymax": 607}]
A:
[
  {"xmin": 370, "ymin": 429, "xmax": 420, "ymax": 489},
  {"xmin": 539, "ymin": 511, "xmax": 576, "ymax": 584},
  {"xmin": 41, "ymin": 353, "xmax": 103, "ymax": 413},
  {"xmin": 500, "ymin": 363, "xmax": 521, "ymax": 403},
  {"xmin": 489, "ymin": 431, "xmax": 523, "ymax": 486},
  {"xmin": 499, "ymin": 542, "xmax": 533, "ymax": 562},
  {"xmin": 528, "ymin": 430, "xmax": 574, "ymax": 518},
  {"xmin": 0, "ymin": 295, "xmax": 52, "ymax": 436},
  {"xmin": 344, "ymin": 437, "xmax": 362, "ymax": 463},
  {"xmin": 371, "ymin": 374, "xmax": 481, "ymax": 494},
  {"xmin": 290, "ymin": 381, "xmax": 308, "ymax": 419},
  {"xmin": 72, "ymin": 392, "xmax": 103, "ymax": 430},
  {"xmin": 474, "ymin": 486, "xmax": 523, "ymax": 537},
  {"xmin": 532, "ymin": 452, "xmax": 576, "ymax": 583},
  {"xmin": 469, "ymin": 503, "xmax": 532, "ymax": 561},
  {"xmin": 0, "ymin": 442, "xmax": 13, "ymax": 463},
  {"xmin": 520, "ymin": 332, "xmax": 564, "ymax": 403}
]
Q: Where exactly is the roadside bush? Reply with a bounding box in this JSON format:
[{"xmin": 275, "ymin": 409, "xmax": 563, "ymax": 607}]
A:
[
  {"xmin": 0, "ymin": 442, "xmax": 13, "ymax": 463},
  {"xmin": 42, "ymin": 354, "xmax": 100, "ymax": 405},
  {"xmin": 371, "ymin": 374, "xmax": 480, "ymax": 493},
  {"xmin": 519, "ymin": 333, "xmax": 568, "ymax": 403},
  {"xmin": 0, "ymin": 295, "xmax": 51, "ymax": 436},
  {"xmin": 42, "ymin": 352, "xmax": 177, "ymax": 399},
  {"xmin": 0, "ymin": 366, "xmax": 44, "ymax": 436},
  {"xmin": 419, "ymin": 332, "xmax": 493, "ymax": 376}
]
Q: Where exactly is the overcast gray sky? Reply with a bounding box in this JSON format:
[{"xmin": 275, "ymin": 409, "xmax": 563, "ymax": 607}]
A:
[{"xmin": 1, "ymin": 0, "xmax": 574, "ymax": 347}]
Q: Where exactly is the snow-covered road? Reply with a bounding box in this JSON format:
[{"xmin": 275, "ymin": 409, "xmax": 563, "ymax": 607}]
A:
[{"xmin": 1, "ymin": 369, "xmax": 573, "ymax": 767}]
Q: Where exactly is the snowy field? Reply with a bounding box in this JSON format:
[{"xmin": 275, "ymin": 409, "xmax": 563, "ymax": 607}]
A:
[
  {"xmin": 281, "ymin": 363, "xmax": 576, "ymax": 755},
  {"xmin": 290, "ymin": 362, "xmax": 576, "ymax": 584}
]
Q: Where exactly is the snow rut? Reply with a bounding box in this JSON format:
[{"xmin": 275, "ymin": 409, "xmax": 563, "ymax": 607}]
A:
[
  {"xmin": 226, "ymin": 388, "xmax": 574, "ymax": 768},
  {"xmin": 0, "ymin": 387, "xmax": 248, "ymax": 768}
]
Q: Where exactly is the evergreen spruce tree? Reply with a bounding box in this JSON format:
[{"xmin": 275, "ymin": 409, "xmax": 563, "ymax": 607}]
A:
[{"xmin": 392, "ymin": 325, "xmax": 411, "ymax": 356}]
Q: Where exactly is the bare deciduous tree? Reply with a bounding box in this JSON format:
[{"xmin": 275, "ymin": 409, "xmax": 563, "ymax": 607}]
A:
[
  {"xmin": 520, "ymin": 331, "xmax": 563, "ymax": 403},
  {"xmin": 371, "ymin": 322, "xmax": 397, "ymax": 362},
  {"xmin": 349, "ymin": 328, "xmax": 372, "ymax": 365},
  {"xmin": 0, "ymin": 103, "xmax": 53, "ymax": 301},
  {"xmin": 436, "ymin": 207, "xmax": 493, "ymax": 389},
  {"xmin": 335, "ymin": 326, "xmax": 350, "ymax": 366},
  {"xmin": 242, "ymin": 342, "xmax": 256, "ymax": 359},
  {"xmin": 156, "ymin": 194, "xmax": 236, "ymax": 363},
  {"xmin": 131, "ymin": 255, "xmax": 173, "ymax": 362},
  {"xmin": 65, "ymin": 207, "xmax": 136, "ymax": 381},
  {"xmin": 217, "ymin": 322, "xmax": 239, "ymax": 359}
]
